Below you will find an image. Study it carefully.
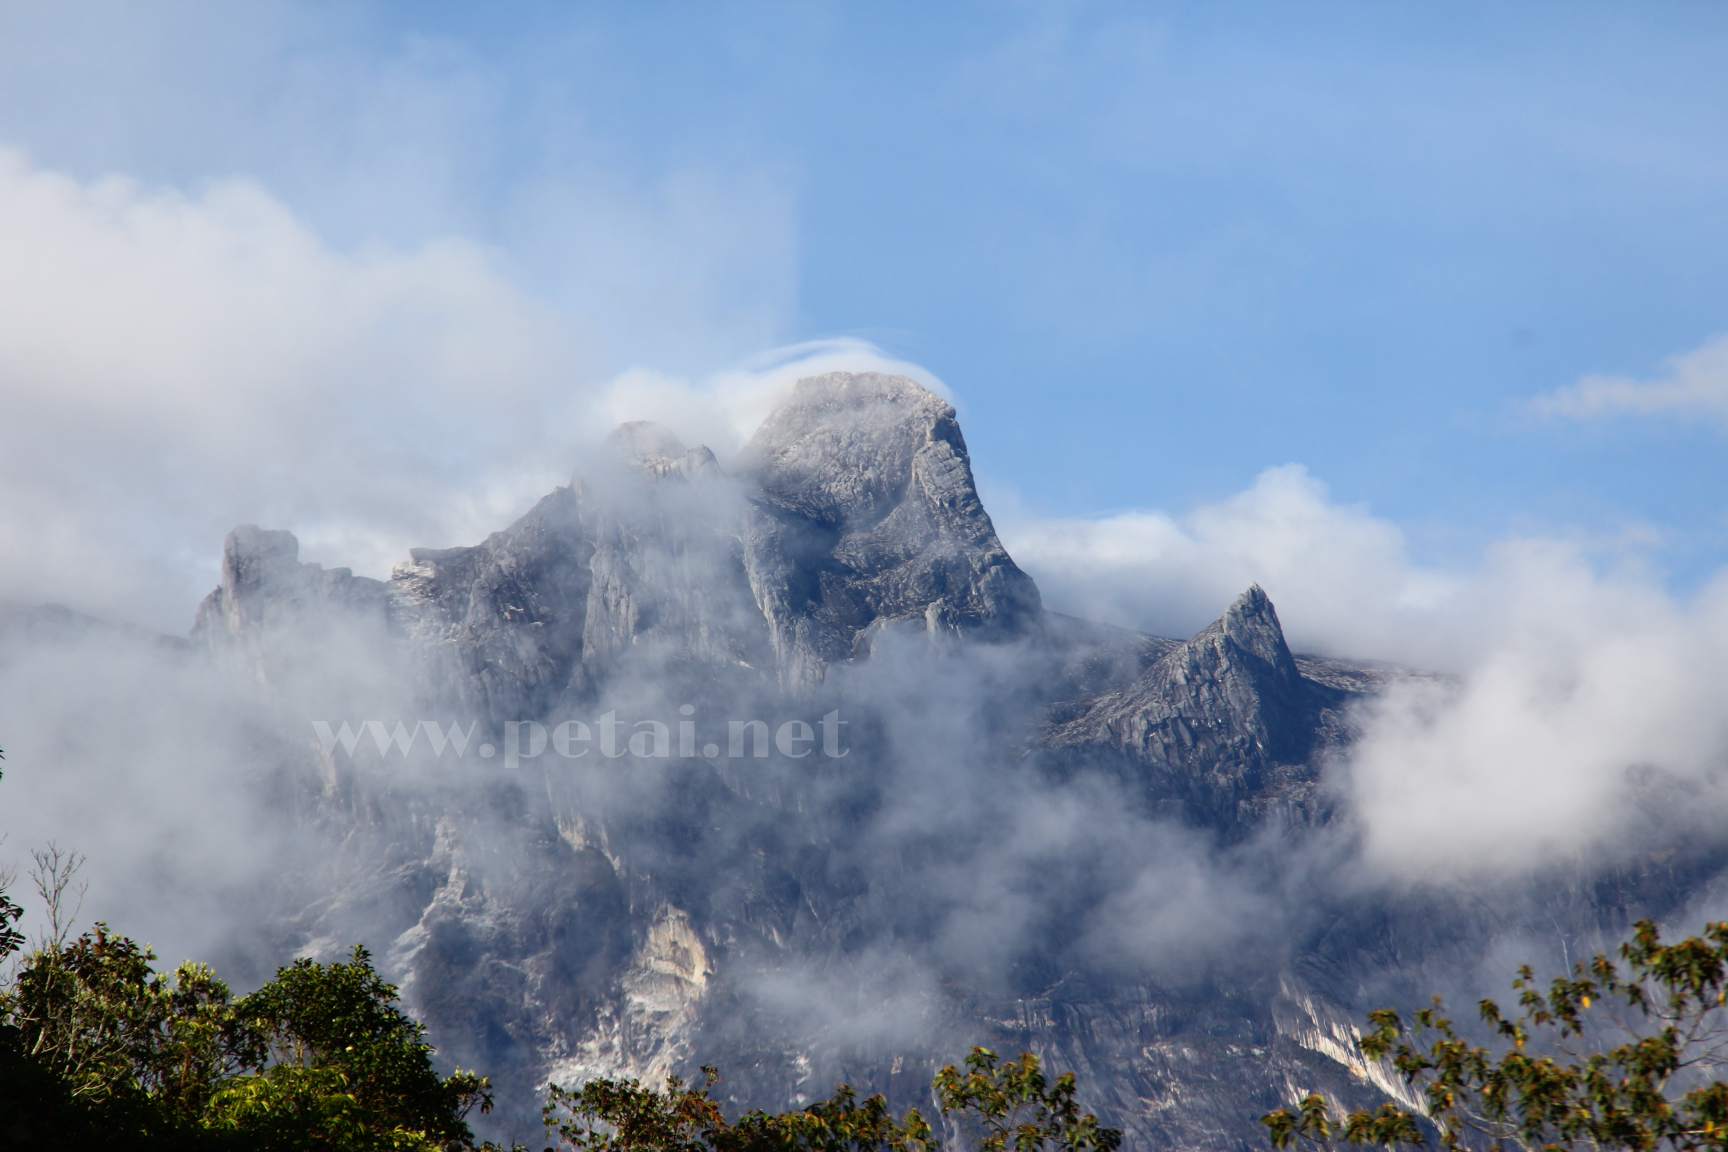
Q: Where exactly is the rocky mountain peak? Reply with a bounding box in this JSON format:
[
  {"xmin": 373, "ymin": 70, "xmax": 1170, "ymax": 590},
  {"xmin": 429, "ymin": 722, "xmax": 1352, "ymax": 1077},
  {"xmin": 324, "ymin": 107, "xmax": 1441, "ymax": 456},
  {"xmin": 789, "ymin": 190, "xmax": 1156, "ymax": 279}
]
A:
[
  {"xmin": 602, "ymin": 421, "xmax": 720, "ymax": 483},
  {"xmin": 738, "ymin": 372, "xmax": 1040, "ymax": 683},
  {"xmin": 220, "ymin": 524, "xmax": 301, "ymax": 595},
  {"xmin": 610, "ymin": 419, "xmax": 686, "ymax": 462},
  {"xmin": 154, "ymin": 378, "xmax": 1477, "ymax": 1151},
  {"xmin": 191, "ymin": 523, "xmax": 388, "ymax": 682},
  {"xmin": 1215, "ymin": 582, "xmax": 1302, "ymax": 684},
  {"xmin": 194, "ymin": 524, "xmax": 386, "ymax": 640},
  {"xmin": 196, "ymin": 373, "xmax": 1046, "ymax": 696},
  {"xmin": 743, "ymin": 371, "xmax": 958, "ymax": 526},
  {"xmin": 1042, "ymin": 582, "xmax": 1346, "ymax": 827}
]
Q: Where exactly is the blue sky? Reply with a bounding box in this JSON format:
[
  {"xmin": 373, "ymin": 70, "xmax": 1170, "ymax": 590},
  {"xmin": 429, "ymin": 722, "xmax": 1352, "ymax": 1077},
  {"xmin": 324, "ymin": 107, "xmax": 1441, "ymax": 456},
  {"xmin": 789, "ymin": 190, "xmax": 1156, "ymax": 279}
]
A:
[{"xmin": 2, "ymin": 1, "xmax": 1727, "ymax": 631}]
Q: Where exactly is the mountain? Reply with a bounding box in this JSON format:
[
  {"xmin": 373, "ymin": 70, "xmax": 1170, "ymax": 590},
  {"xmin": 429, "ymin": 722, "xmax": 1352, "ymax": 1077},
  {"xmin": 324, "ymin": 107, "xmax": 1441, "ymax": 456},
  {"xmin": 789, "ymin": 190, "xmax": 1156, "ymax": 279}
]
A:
[
  {"xmin": 136, "ymin": 370, "xmax": 1710, "ymax": 1147},
  {"xmin": 1040, "ymin": 585, "xmax": 1353, "ymax": 831},
  {"xmin": 740, "ymin": 371, "xmax": 1042, "ymax": 683}
]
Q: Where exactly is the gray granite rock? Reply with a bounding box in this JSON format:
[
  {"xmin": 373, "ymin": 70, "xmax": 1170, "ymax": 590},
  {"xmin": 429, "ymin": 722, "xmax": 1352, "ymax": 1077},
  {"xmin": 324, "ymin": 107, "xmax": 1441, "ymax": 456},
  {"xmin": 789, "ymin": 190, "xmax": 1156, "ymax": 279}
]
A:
[
  {"xmin": 388, "ymin": 485, "xmax": 593, "ymax": 729},
  {"xmin": 740, "ymin": 372, "xmax": 1042, "ymax": 684},
  {"xmin": 192, "ymin": 524, "xmax": 388, "ymax": 684},
  {"xmin": 1041, "ymin": 584, "xmax": 1353, "ymax": 829},
  {"xmin": 572, "ymin": 422, "xmax": 774, "ymax": 693},
  {"xmin": 198, "ymin": 374, "xmax": 1046, "ymax": 708}
]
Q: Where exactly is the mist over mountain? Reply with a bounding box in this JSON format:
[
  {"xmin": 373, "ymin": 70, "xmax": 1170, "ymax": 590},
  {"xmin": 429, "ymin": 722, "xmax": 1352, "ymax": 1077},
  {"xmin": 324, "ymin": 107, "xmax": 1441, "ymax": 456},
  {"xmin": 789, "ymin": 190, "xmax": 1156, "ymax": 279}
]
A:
[{"xmin": 5, "ymin": 371, "xmax": 1728, "ymax": 1149}]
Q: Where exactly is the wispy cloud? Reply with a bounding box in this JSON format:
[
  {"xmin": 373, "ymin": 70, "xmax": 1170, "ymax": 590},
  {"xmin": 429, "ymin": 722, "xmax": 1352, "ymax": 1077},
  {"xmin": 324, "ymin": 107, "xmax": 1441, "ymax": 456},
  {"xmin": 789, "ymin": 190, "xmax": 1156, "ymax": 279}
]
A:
[
  {"xmin": 997, "ymin": 464, "xmax": 1464, "ymax": 666},
  {"xmin": 1531, "ymin": 333, "xmax": 1728, "ymax": 424},
  {"xmin": 595, "ymin": 339, "xmax": 952, "ymax": 464}
]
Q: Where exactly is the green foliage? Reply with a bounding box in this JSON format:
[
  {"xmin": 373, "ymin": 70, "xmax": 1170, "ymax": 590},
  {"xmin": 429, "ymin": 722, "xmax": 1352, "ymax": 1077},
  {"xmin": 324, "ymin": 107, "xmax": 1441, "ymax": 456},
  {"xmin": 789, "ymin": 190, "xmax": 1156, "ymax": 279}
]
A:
[
  {"xmin": 6, "ymin": 923, "xmax": 260, "ymax": 1123},
  {"xmin": 0, "ymin": 878, "xmax": 21, "ymax": 969},
  {"xmin": 728, "ymin": 1081, "xmax": 936, "ymax": 1152},
  {"xmin": 233, "ymin": 945, "xmax": 494, "ymax": 1151},
  {"xmin": 544, "ymin": 1066, "xmax": 936, "ymax": 1152},
  {"xmin": 0, "ymin": 881, "xmax": 111, "ymax": 1149},
  {"xmin": 544, "ymin": 1047, "xmax": 1118, "ymax": 1152},
  {"xmin": 932, "ymin": 1049, "xmax": 1122, "ymax": 1152},
  {"xmin": 207, "ymin": 1063, "xmax": 479, "ymax": 1152},
  {"xmin": 1263, "ymin": 918, "xmax": 1728, "ymax": 1152},
  {"xmin": 544, "ymin": 1067, "xmax": 729, "ymax": 1151},
  {"xmin": 0, "ymin": 887, "xmax": 495, "ymax": 1150}
]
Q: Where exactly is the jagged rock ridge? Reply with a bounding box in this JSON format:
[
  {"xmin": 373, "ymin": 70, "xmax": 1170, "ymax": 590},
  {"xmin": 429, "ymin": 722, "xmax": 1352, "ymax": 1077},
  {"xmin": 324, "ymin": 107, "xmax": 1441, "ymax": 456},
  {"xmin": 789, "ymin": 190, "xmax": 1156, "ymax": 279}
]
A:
[
  {"xmin": 1042, "ymin": 584, "xmax": 1352, "ymax": 828},
  {"xmin": 203, "ymin": 374, "xmax": 1045, "ymax": 727}
]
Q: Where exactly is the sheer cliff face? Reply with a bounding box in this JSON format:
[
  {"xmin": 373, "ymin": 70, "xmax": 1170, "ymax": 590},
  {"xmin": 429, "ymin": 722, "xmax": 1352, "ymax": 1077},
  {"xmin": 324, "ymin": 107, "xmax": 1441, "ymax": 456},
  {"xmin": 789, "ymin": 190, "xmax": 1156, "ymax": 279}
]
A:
[
  {"xmin": 388, "ymin": 486, "xmax": 594, "ymax": 726},
  {"xmin": 576, "ymin": 425, "xmax": 770, "ymax": 682},
  {"xmin": 186, "ymin": 372, "xmax": 1463, "ymax": 1149},
  {"xmin": 739, "ymin": 372, "xmax": 1041, "ymax": 684}
]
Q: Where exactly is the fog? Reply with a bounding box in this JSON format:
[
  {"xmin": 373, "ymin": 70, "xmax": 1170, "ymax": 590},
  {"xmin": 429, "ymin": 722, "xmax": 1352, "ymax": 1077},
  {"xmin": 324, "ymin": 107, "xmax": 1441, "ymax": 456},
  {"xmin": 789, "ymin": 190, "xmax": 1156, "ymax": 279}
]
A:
[{"xmin": 0, "ymin": 625, "xmax": 281, "ymax": 956}]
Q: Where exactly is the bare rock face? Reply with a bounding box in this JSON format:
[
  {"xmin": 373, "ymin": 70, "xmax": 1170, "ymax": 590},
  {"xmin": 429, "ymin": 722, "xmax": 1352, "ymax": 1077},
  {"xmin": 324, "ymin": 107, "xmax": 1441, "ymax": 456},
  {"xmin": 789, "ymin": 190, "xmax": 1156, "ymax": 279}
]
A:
[
  {"xmin": 389, "ymin": 486, "xmax": 594, "ymax": 728},
  {"xmin": 573, "ymin": 422, "xmax": 773, "ymax": 692},
  {"xmin": 1042, "ymin": 584, "xmax": 1352, "ymax": 827},
  {"xmin": 198, "ymin": 374, "xmax": 1043, "ymax": 701},
  {"xmin": 383, "ymin": 421, "xmax": 769, "ymax": 730},
  {"xmin": 193, "ymin": 525, "xmax": 389, "ymax": 645},
  {"xmin": 192, "ymin": 524, "xmax": 388, "ymax": 684},
  {"xmin": 740, "ymin": 372, "xmax": 1041, "ymax": 685}
]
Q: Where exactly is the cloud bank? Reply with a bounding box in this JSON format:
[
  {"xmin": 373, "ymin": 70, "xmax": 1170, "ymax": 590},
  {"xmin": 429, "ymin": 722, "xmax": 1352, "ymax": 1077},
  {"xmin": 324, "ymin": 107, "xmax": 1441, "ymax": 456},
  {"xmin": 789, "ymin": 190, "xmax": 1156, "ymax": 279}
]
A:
[
  {"xmin": 0, "ymin": 148, "xmax": 594, "ymax": 632},
  {"xmin": 594, "ymin": 340, "xmax": 953, "ymax": 466},
  {"xmin": 1532, "ymin": 333, "xmax": 1728, "ymax": 424},
  {"xmin": 998, "ymin": 465, "xmax": 1464, "ymax": 665},
  {"xmin": 0, "ymin": 148, "xmax": 938, "ymax": 636}
]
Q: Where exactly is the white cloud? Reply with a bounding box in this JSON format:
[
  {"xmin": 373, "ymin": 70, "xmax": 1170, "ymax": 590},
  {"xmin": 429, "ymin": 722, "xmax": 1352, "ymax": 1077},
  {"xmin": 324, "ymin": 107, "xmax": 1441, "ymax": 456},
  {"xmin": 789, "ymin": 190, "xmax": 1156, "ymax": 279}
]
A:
[
  {"xmin": 6, "ymin": 130, "xmax": 1726, "ymax": 898},
  {"xmin": 0, "ymin": 627, "xmax": 299, "ymax": 967},
  {"xmin": 0, "ymin": 149, "xmax": 594, "ymax": 631},
  {"xmin": 1531, "ymin": 332, "xmax": 1728, "ymax": 422},
  {"xmin": 592, "ymin": 339, "xmax": 953, "ymax": 463},
  {"xmin": 0, "ymin": 147, "xmax": 861, "ymax": 635},
  {"xmin": 998, "ymin": 464, "xmax": 1465, "ymax": 665},
  {"xmin": 1345, "ymin": 554, "xmax": 1728, "ymax": 879}
]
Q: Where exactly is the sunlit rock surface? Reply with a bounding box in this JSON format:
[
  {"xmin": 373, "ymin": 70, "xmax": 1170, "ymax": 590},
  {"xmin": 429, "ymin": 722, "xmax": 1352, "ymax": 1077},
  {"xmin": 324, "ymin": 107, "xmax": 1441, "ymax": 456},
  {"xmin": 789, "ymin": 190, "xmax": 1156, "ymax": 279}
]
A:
[{"xmin": 739, "ymin": 372, "xmax": 1041, "ymax": 685}]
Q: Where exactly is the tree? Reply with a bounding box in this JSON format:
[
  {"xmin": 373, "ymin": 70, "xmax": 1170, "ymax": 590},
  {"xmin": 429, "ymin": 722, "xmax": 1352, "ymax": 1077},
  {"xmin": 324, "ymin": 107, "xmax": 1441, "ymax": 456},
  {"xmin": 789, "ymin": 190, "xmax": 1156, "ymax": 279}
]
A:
[
  {"xmin": 1263, "ymin": 918, "xmax": 1728, "ymax": 1152},
  {"xmin": 0, "ymin": 877, "xmax": 111, "ymax": 1150},
  {"xmin": 0, "ymin": 853, "xmax": 133, "ymax": 1146},
  {"xmin": 0, "ymin": 871, "xmax": 21, "ymax": 959},
  {"xmin": 933, "ymin": 1049, "xmax": 1122, "ymax": 1152},
  {"xmin": 5, "ymin": 921, "xmax": 259, "ymax": 1131},
  {"xmin": 728, "ymin": 1081, "xmax": 936, "ymax": 1152},
  {"xmin": 0, "ymin": 881, "xmax": 497, "ymax": 1150},
  {"xmin": 544, "ymin": 1066, "xmax": 936, "ymax": 1152},
  {"xmin": 219, "ymin": 946, "xmax": 494, "ymax": 1152},
  {"xmin": 544, "ymin": 1067, "xmax": 730, "ymax": 1152},
  {"xmin": 543, "ymin": 1046, "xmax": 1120, "ymax": 1152}
]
